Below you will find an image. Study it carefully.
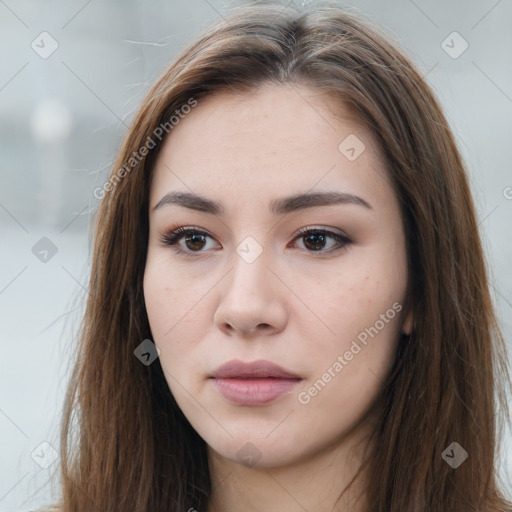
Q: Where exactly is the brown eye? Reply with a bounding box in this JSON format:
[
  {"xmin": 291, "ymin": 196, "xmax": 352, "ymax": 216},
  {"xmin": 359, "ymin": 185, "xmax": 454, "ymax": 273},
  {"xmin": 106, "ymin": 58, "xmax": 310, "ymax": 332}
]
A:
[
  {"xmin": 184, "ymin": 233, "xmax": 208, "ymax": 251},
  {"xmin": 292, "ymin": 227, "xmax": 352, "ymax": 255},
  {"xmin": 303, "ymin": 232, "xmax": 327, "ymax": 251},
  {"xmin": 160, "ymin": 227, "xmax": 221, "ymax": 257},
  {"xmin": 160, "ymin": 226, "xmax": 352, "ymax": 258}
]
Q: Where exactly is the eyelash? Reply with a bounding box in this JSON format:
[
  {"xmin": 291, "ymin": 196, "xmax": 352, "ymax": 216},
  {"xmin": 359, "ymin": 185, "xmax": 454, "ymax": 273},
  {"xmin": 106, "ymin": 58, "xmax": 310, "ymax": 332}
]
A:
[{"xmin": 158, "ymin": 225, "xmax": 352, "ymax": 258}]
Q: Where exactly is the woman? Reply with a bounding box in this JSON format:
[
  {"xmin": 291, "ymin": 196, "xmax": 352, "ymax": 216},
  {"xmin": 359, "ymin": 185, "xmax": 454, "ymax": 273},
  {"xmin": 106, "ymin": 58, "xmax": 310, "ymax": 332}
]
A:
[{"xmin": 34, "ymin": 2, "xmax": 512, "ymax": 511}]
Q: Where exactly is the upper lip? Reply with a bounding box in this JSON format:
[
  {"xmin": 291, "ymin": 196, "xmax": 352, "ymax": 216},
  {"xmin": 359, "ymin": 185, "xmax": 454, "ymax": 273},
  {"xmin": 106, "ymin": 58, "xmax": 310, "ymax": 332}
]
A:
[{"xmin": 211, "ymin": 359, "xmax": 302, "ymax": 379}]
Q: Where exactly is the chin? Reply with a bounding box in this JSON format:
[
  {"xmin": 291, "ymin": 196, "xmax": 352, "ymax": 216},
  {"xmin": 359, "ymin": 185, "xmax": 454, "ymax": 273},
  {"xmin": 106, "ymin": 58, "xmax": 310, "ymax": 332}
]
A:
[{"xmin": 206, "ymin": 433, "xmax": 310, "ymax": 470}]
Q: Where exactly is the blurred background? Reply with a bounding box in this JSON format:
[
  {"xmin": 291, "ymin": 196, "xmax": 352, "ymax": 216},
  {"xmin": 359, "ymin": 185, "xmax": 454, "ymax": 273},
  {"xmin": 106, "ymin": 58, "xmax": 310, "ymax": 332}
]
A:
[{"xmin": 1, "ymin": 0, "xmax": 511, "ymax": 510}]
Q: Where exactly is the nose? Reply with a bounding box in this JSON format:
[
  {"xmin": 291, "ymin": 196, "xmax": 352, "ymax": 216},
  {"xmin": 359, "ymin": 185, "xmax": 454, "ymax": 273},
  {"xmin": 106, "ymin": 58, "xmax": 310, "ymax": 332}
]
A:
[{"xmin": 213, "ymin": 246, "xmax": 288, "ymax": 338}]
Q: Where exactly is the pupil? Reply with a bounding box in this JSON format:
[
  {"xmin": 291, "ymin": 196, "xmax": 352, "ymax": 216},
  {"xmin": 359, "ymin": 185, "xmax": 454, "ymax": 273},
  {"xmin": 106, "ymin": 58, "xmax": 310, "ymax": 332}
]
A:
[
  {"xmin": 305, "ymin": 233, "xmax": 325, "ymax": 251},
  {"xmin": 186, "ymin": 234, "xmax": 205, "ymax": 250}
]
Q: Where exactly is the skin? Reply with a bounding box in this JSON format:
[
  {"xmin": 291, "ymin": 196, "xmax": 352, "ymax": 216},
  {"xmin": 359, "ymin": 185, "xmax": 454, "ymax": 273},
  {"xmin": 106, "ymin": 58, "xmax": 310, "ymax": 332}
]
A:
[{"xmin": 143, "ymin": 83, "xmax": 413, "ymax": 512}]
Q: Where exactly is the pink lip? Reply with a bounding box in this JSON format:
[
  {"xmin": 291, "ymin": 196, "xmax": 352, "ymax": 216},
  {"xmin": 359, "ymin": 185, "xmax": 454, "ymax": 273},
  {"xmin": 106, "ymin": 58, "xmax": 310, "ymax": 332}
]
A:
[
  {"xmin": 212, "ymin": 378, "xmax": 300, "ymax": 405},
  {"xmin": 210, "ymin": 359, "xmax": 302, "ymax": 406},
  {"xmin": 211, "ymin": 359, "xmax": 301, "ymax": 379}
]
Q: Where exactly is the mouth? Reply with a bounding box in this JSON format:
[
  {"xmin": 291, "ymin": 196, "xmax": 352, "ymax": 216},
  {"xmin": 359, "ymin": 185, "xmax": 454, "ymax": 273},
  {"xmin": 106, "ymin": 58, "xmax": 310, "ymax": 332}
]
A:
[
  {"xmin": 210, "ymin": 376, "xmax": 302, "ymax": 405},
  {"xmin": 209, "ymin": 359, "xmax": 303, "ymax": 406}
]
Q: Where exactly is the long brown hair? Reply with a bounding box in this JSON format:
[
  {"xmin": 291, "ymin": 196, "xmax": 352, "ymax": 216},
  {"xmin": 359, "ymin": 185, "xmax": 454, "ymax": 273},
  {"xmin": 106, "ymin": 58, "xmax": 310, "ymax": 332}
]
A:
[{"xmin": 49, "ymin": 2, "xmax": 512, "ymax": 511}]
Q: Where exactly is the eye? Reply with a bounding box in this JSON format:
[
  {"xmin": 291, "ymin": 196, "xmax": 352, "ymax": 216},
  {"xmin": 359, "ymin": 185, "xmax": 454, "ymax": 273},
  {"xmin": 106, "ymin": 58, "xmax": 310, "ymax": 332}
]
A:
[
  {"xmin": 290, "ymin": 226, "xmax": 352, "ymax": 255},
  {"xmin": 159, "ymin": 225, "xmax": 352, "ymax": 257},
  {"xmin": 159, "ymin": 226, "xmax": 220, "ymax": 257}
]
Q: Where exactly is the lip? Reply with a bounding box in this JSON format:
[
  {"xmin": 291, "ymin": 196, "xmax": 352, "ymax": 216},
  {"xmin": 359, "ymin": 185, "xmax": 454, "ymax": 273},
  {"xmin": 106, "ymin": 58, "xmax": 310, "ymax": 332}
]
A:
[
  {"xmin": 210, "ymin": 359, "xmax": 302, "ymax": 406},
  {"xmin": 211, "ymin": 359, "xmax": 302, "ymax": 379}
]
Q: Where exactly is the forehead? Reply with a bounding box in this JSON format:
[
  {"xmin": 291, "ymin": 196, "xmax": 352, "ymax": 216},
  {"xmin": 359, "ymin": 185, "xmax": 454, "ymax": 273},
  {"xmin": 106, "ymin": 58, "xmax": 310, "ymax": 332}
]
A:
[{"xmin": 149, "ymin": 84, "xmax": 391, "ymax": 212}]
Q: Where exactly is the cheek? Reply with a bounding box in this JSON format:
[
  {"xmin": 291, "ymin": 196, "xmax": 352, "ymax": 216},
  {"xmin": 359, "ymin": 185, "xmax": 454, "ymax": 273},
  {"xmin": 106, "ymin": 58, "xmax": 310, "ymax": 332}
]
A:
[
  {"xmin": 144, "ymin": 260, "xmax": 190, "ymax": 350},
  {"xmin": 143, "ymin": 264, "xmax": 171, "ymax": 339},
  {"xmin": 144, "ymin": 252, "xmax": 227, "ymax": 384},
  {"xmin": 304, "ymin": 266, "xmax": 404, "ymax": 334},
  {"xmin": 295, "ymin": 297, "xmax": 403, "ymax": 433},
  {"xmin": 294, "ymin": 252, "xmax": 406, "ymax": 379}
]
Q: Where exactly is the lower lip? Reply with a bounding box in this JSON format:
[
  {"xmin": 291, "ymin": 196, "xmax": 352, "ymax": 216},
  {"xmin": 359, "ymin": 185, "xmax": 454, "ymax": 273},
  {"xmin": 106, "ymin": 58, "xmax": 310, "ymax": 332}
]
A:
[{"xmin": 211, "ymin": 377, "xmax": 301, "ymax": 405}]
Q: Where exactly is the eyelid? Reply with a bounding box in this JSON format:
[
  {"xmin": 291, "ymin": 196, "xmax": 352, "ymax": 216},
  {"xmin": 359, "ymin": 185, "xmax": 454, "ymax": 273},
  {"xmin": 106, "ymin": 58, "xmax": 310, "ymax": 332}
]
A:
[{"xmin": 292, "ymin": 225, "xmax": 349, "ymax": 239}]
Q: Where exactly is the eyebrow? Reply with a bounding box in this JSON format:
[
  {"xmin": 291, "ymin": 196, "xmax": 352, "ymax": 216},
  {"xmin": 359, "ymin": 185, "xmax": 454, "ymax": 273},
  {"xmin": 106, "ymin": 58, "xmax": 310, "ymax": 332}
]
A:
[{"xmin": 152, "ymin": 191, "xmax": 373, "ymax": 216}]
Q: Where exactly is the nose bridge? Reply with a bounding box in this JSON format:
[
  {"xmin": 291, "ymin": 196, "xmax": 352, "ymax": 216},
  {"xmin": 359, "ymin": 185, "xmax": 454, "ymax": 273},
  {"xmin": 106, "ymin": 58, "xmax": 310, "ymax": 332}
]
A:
[
  {"xmin": 211, "ymin": 213, "xmax": 296, "ymax": 336},
  {"xmin": 212, "ymin": 230, "xmax": 289, "ymax": 336},
  {"xmin": 228, "ymin": 233, "xmax": 272, "ymax": 297}
]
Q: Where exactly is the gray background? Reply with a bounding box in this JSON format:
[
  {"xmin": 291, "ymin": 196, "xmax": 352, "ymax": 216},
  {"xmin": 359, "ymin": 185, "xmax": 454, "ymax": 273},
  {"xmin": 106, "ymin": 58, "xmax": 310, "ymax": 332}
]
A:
[{"xmin": 1, "ymin": 0, "xmax": 511, "ymax": 510}]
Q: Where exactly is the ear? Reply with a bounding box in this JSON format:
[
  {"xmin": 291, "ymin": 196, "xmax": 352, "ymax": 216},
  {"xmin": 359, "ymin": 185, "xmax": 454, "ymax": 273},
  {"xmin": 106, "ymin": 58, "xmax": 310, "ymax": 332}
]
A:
[{"xmin": 402, "ymin": 309, "xmax": 413, "ymax": 336}]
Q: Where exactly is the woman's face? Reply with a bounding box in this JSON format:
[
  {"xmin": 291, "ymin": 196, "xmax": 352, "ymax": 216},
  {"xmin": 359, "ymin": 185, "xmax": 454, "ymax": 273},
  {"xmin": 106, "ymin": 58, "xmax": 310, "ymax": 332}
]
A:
[{"xmin": 144, "ymin": 84, "xmax": 412, "ymax": 468}]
